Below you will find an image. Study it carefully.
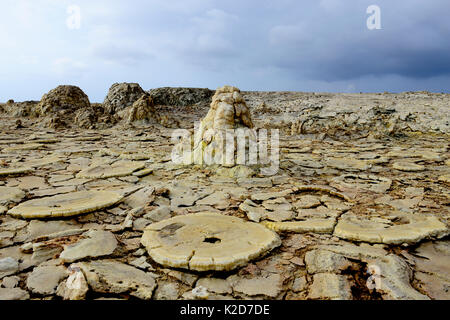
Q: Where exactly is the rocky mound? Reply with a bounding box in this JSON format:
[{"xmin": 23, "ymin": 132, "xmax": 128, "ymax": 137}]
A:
[
  {"xmin": 200, "ymin": 85, "xmax": 253, "ymax": 130},
  {"xmin": 125, "ymin": 93, "xmax": 158, "ymax": 124},
  {"xmin": 36, "ymin": 85, "xmax": 90, "ymax": 115},
  {"xmin": 148, "ymin": 87, "xmax": 213, "ymax": 106},
  {"xmin": 35, "ymin": 85, "xmax": 95, "ymax": 129},
  {"xmin": 3, "ymin": 100, "xmax": 39, "ymax": 117},
  {"xmin": 121, "ymin": 92, "xmax": 180, "ymax": 128},
  {"xmin": 173, "ymin": 85, "xmax": 255, "ymax": 166},
  {"xmin": 103, "ymin": 83, "xmax": 145, "ymax": 115}
]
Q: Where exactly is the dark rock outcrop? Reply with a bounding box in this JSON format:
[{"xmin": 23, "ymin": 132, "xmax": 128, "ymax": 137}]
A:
[
  {"xmin": 148, "ymin": 87, "xmax": 213, "ymax": 106},
  {"xmin": 103, "ymin": 83, "xmax": 145, "ymax": 115}
]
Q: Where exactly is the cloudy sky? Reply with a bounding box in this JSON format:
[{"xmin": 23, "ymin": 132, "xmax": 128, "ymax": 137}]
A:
[{"xmin": 1, "ymin": 0, "xmax": 450, "ymax": 102}]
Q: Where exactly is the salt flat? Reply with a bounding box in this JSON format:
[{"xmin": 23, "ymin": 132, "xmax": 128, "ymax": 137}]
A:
[{"xmin": 0, "ymin": 84, "xmax": 448, "ymax": 300}]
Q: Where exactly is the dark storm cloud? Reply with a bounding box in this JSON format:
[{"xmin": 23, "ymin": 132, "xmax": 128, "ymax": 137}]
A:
[
  {"xmin": 1, "ymin": 0, "xmax": 450, "ymax": 102},
  {"xmin": 262, "ymin": 0, "xmax": 450, "ymax": 81}
]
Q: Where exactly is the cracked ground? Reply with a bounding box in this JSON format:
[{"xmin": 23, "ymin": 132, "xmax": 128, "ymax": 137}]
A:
[{"xmin": 0, "ymin": 90, "xmax": 449, "ymax": 300}]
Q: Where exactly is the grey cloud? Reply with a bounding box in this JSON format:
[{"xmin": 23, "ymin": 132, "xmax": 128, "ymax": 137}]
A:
[{"xmin": 262, "ymin": 0, "xmax": 450, "ymax": 81}]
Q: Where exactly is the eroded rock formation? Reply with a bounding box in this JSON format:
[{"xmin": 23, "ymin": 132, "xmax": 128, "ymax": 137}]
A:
[
  {"xmin": 125, "ymin": 93, "xmax": 158, "ymax": 124},
  {"xmin": 103, "ymin": 82, "xmax": 145, "ymax": 115},
  {"xmin": 34, "ymin": 85, "xmax": 96, "ymax": 129},
  {"xmin": 200, "ymin": 85, "xmax": 253, "ymax": 131}
]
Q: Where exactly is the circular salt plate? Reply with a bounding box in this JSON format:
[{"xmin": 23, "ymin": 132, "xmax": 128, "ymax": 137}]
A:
[
  {"xmin": 330, "ymin": 174, "xmax": 392, "ymax": 194},
  {"xmin": 334, "ymin": 211, "xmax": 448, "ymax": 244},
  {"xmin": 141, "ymin": 212, "xmax": 281, "ymax": 271},
  {"xmin": 7, "ymin": 190, "xmax": 124, "ymax": 219},
  {"xmin": 76, "ymin": 161, "xmax": 145, "ymax": 179}
]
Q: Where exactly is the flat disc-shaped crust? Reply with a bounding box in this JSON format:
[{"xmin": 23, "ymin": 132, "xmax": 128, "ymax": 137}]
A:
[
  {"xmin": 262, "ymin": 219, "xmax": 336, "ymax": 234},
  {"xmin": 334, "ymin": 212, "xmax": 449, "ymax": 244},
  {"xmin": 141, "ymin": 212, "xmax": 281, "ymax": 271},
  {"xmin": 22, "ymin": 155, "xmax": 64, "ymax": 168},
  {"xmin": 7, "ymin": 190, "xmax": 124, "ymax": 218},
  {"xmin": 0, "ymin": 186, "xmax": 25, "ymax": 205},
  {"xmin": 100, "ymin": 148, "xmax": 153, "ymax": 160},
  {"xmin": 3, "ymin": 143, "xmax": 44, "ymax": 152},
  {"xmin": 330, "ymin": 174, "xmax": 392, "ymax": 194},
  {"xmin": 392, "ymin": 161, "xmax": 425, "ymax": 172},
  {"xmin": 76, "ymin": 161, "xmax": 145, "ymax": 179},
  {"xmin": 0, "ymin": 167, "xmax": 33, "ymax": 176},
  {"xmin": 294, "ymin": 184, "xmax": 353, "ymax": 202},
  {"xmin": 325, "ymin": 157, "xmax": 371, "ymax": 171}
]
